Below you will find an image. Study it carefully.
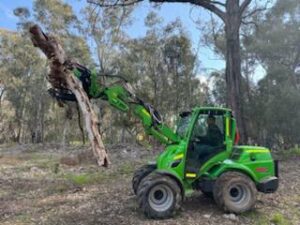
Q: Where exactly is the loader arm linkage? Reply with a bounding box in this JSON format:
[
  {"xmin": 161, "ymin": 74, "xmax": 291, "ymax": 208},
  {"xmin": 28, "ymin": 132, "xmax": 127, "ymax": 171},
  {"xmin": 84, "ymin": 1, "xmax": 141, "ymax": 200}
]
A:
[
  {"xmin": 98, "ymin": 83, "xmax": 179, "ymax": 144},
  {"xmin": 49, "ymin": 66, "xmax": 180, "ymax": 145}
]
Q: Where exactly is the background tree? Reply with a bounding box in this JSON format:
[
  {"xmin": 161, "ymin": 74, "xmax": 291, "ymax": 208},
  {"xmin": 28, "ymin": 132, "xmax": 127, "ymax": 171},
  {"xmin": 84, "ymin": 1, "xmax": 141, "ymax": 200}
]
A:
[
  {"xmin": 109, "ymin": 12, "xmax": 207, "ymax": 143},
  {"xmin": 4, "ymin": 0, "xmax": 300, "ymax": 152},
  {"xmin": 87, "ymin": 0, "xmax": 258, "ymax": 143},
  {"xmin": 243, "ymin": 0, "xmax": 300, "ymax": 148}
]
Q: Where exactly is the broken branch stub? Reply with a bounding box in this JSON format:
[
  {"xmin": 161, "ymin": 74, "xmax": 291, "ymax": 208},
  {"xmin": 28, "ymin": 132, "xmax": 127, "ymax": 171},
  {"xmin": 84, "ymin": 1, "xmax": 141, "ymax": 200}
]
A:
[{"xmin": 29, "ymin": 24, "xmax": 109, "ymax": 167}]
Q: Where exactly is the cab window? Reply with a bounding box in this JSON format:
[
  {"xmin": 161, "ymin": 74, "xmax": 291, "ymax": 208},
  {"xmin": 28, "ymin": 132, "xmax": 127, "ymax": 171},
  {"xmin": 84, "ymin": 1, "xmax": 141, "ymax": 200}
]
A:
[{"xmin": 192, "ymin": 114, "xmax": 224, "ymax": 144}]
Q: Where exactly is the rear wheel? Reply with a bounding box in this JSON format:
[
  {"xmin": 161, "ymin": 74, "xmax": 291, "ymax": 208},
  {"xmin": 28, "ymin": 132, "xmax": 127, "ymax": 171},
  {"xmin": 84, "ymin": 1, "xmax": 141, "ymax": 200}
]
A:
[
  {"xmin": 132, "ymin": 164, "xmax": 156, "ymax": 195},
  {"xmin": 137, "ymin": 173, "xmax": 182, "ymax": 219},
  {"xmin": 213, "ymin": 171, "xmax": 257, "ymax": 213}
]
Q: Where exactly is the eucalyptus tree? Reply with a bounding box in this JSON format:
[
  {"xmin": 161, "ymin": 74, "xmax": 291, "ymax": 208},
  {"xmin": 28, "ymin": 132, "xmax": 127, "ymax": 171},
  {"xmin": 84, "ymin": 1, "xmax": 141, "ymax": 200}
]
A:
[
  {"xmin": 0, "ymin": 29, "xmax": 47, "ymax": 143},
  {"xmin": 2, "ymin": 0, "xmax": 94, "ymax": 144},
  {"xmin": 244, "ymin": 0, "xmax": 300, "ymax": 148},
  {"xmin": 87, "ymin": 0, "xmax": 260, "ymax": 143},
  {"xmin": 114, "ymin": 12, "xmax": 205, "ymax": 120}
]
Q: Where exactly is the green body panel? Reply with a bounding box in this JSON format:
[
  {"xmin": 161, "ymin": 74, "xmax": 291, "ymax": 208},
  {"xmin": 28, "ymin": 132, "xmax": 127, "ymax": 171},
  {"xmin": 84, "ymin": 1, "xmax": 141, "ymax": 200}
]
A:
[
  {"xmin": 103, "ymin": 85, "xmax": 131, "ymax": 111},
  {"xmin": 225, "ymin": 145, "xmax": 274, "ymax": 182},
  {"xmin": 198, "ymin": 144, "xmax": 275, "ymax": 183},
  {"xmin": 89, "ymin": 69, "xmax": 102, "ymax": 97},
  {"xmin": 157, "ymin": 141, "xmax": 187, "ymax": 190},
  {"xmin": 73, "ymin": 68, "xmax": 104, "ymax": 98},
  {"xmin": 156, "ymin": 141, "xmax": 191, "ymax": 191},
  {"xmin": 73, "ymin": 68, "xmax": 81, "ymax": 79},
  {"xmin": 156, "ymin": 142, "xmax": 187, "ymax": 177}
]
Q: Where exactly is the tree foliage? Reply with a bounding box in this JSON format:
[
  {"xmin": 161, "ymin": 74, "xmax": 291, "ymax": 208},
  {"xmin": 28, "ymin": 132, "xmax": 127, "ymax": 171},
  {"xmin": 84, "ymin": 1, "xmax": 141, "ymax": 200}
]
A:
[
  {"xmin": 2, "ymin": 0, "xmax": 300, "ymax": 151},
  {"xmin": 0, "ymin": 2, "xmax": 206, "ymax": 146}
]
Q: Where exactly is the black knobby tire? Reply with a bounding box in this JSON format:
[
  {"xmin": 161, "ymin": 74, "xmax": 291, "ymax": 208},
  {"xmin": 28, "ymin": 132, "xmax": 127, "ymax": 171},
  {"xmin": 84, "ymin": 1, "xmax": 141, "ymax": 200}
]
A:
[
  {"xmin": 213, "ymin": 171, "xmax": 257, "ymax": 213},
  {"xmin": 137, "ymin": 173, "xmax": 182, "ymax": 219},
  {"xmin": 132, "ymin": 164, "xmax": 156, "ymax": 195}
]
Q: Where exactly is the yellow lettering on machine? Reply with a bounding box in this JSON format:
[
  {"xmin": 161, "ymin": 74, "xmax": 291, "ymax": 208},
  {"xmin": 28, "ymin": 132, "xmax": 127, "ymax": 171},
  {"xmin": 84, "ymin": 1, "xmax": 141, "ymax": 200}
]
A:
[
  {"xmin": 141, "ymin": 108, "xmax": 150, "ymax": 116},
  {"xmin": 173, "ymin": 153, "xmax": 184, "ymax": 160},
  {"xmin": 226, "ymin": 117, "xmax": 230, "ymax": 136},
  {"xmin": 186, "ymin": 173, "xmax": 196, "ymax": 178},
  {"xmin": 246, "ymin": 150, "xmax": 269, "ymax": 153}
]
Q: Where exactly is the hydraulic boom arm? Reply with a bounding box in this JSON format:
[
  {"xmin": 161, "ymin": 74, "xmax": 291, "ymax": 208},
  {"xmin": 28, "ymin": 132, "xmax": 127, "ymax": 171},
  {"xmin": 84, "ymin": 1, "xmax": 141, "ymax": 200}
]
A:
[
  {"xmin": 49, "ymin": 65, "xmax": 180, "ymax": 145},
  {"xmin": 98, "ymin": 82, "xmax": 180, "ymax": 144}
]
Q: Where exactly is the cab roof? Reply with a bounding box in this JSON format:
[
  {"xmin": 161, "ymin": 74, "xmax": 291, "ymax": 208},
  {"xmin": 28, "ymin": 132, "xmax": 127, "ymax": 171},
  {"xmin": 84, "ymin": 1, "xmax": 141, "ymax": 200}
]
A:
[
  {"xmin": 193, "ymin": 106, "xmax": 232, "ymax": 113},
  {"xmin": 180, "ymin": 107, "xmax": 232, "ymax": 117}
]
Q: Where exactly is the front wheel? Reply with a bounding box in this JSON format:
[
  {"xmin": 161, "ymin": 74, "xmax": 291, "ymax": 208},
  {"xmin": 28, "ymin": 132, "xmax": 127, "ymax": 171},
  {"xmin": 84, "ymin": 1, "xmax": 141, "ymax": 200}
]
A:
[
  {"xmin": 137, "ymin": 173, "xmax": 182, "ymax": 219},
  {"xmin": 132, "ymin": 164, "xmax": 156, "ymax": 195},
  {"xmin": 213, "ymin": 171, "xmax": 257, "ymax": 213}
]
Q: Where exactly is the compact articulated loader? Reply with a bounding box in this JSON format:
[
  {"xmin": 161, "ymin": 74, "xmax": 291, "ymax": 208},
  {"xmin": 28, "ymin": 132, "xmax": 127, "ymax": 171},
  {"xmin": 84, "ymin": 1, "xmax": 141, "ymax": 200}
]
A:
[{"xmin": 51, "ymin": 64, "xmax": 279, "ymax": 219}]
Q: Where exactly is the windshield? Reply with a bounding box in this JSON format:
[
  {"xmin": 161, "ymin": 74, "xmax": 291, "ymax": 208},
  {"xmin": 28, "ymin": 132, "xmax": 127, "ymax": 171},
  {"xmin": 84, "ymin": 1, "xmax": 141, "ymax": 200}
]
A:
[
  {"xmin": 176, "ymin": 113, "xmax": 192, "ymax": 138},
  {"xmin": 192, "ymin": 114, "xmax": 208, "ymax": 138},
  {"xmin": 191, "ymin": 113, "xmax": 225, "ymax": 142}
]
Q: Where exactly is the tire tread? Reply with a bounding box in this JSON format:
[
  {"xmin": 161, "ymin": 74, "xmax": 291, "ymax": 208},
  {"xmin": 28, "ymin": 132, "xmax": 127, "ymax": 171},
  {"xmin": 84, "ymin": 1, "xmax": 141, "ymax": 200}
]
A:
[
  {"xmin": 213, "ymin": 171, "xmax": 257, "ymax": 213},
  {"xmin": 132, "ymin": 164, "xmax": 156, "ymax": 195},
  {"xmin": 137, "ymin": 173, "xmax": 182, "ymax": 219}
]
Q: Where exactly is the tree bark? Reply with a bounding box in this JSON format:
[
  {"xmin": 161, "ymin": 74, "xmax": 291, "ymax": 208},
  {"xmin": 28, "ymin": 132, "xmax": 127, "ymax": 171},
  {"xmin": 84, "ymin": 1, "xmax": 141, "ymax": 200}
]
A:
[
  {"xmin": 76, "ymin": 102, "xmax": 86, "ymax": 145},
  {"xmin": 29, "ymin": 24, "xmax": 109, "ymax": 166},
  {"xmin": 65, "ymin": 74, "xmax": 109, "ymax": 165},
  {"xmin": 224, "ymin": 0, "xmax": 248, "ymax": 143},
  {"xmin": 33, "ymin": 76, "xmax": 46, "ymax": 143}
]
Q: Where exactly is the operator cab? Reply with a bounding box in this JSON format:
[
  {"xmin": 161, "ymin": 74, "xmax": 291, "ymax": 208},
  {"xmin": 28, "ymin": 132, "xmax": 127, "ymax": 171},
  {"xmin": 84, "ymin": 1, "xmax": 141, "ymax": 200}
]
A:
[{"xmin": 181, "ymin": 108, "xmax": 232, "ymax": 175}]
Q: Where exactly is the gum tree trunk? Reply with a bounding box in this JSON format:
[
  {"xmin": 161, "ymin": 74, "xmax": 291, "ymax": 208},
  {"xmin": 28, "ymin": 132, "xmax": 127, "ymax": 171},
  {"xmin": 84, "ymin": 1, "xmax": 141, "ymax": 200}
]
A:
[{"xmin": 224, "ymin": 0, "xmax": 248, "ymax": 142}]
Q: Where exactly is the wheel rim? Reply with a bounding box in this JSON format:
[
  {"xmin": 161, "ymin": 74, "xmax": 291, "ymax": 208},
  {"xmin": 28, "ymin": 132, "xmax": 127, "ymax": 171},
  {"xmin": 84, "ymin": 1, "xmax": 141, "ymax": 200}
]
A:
[
  {"xmin": 228, "ymin": 184, "xmax": 251, "ymax": 207},
  {"xmin": 148, "ymin": 184, "xmax": 174, "ymax": 212}
]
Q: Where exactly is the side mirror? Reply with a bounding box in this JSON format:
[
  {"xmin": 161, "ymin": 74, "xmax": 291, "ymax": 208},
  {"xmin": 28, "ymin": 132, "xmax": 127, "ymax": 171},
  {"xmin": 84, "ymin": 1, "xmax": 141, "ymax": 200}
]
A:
[{"xmin": 295, "ymin": 64, "xmax": 300, "ymax": 75}]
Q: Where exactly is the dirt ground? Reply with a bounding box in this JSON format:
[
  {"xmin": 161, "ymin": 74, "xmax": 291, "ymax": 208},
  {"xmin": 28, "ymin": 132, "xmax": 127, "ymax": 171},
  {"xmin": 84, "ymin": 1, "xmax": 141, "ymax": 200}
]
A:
[{"xmin": 0, "ymin": 144, "xmax": 299, "ymax": 225}]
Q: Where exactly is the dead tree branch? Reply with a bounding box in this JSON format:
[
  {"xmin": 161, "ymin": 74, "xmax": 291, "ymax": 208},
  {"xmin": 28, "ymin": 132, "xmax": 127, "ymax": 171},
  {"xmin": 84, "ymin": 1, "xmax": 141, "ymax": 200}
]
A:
[{"xmin": 29, "ymin": 24, "xmax": 109, "ymax": 167}]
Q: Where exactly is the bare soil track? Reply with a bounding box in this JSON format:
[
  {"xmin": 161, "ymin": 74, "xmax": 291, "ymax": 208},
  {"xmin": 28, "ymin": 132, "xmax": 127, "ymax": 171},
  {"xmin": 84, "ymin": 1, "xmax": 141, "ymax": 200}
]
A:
[{"xmin": 0, "ymin": 144, "xmax": 299, "ymax": 225}]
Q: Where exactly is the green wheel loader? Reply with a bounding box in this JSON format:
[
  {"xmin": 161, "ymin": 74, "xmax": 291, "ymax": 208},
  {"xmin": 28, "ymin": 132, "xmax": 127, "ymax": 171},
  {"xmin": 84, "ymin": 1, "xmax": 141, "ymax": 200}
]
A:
[{"xmin": 50, "ymin": 64, "xmax": 279, "ymax": 219}]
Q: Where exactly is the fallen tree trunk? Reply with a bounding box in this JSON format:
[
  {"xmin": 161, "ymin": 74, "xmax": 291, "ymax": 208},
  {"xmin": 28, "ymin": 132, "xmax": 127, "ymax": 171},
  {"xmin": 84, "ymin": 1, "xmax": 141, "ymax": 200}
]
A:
[{"xmin": 29, "ymin": 24, "xmax": 109, "ymax": 166}]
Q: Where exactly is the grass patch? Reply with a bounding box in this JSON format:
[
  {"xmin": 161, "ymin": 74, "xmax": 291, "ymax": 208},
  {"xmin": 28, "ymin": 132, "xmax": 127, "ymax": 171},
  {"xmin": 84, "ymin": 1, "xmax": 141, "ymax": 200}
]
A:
[
  {"xmin": 69, "ymin": 140, "xmax": 88, "ymax": 146},
  {"xmin": 46, "ymin": 182, "xmax": 73, "ymax": 194},
  {"xmin": 0, "ymin": 155, "xmax": 23, "ymax": 166},
  {"xmin": 117, "ymin": 162, "xmax": 136, "ymax": 175},
  {"xmin": 14, "ymin": 213, "xmax": 32, "ymax": 223},
  {"xmin": 242, "ymin": 211, "xmax": 269, "ymax": 225},
  {"xmin": 280, "ymin": 147, "xmax": 300, "ymax": 159},
  {"xmin": 34, "ymin": 160, "xmax": 59, "ymax": 171},
  {"xmin": 243, "ymin": 211, "xmax": 292, "ymax": 225},
  {"xmin": 65, "ymin": 172, "xmax": 109, "ymax": 186},
  {"xmin": 270, "ymin": 212, "xmax": 291, "ymax": 225},
  {"xmin": 25, "ymin": 153, "xmax": 60, "ymax": 172},
  {"xmin": 0, "ymin": 189, "xmax": 8, "ymax": 198},
  {"xmin": 64, "ymin": 162, "xmax": 135, "ymax": 187}
]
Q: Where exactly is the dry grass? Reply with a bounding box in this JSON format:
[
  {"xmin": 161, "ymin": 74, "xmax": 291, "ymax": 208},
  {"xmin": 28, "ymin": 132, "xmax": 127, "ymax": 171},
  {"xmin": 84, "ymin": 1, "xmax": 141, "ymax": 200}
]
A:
[{"xmin": 0, "ymin": 144, "xmax": 299, "ymax": 225}]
